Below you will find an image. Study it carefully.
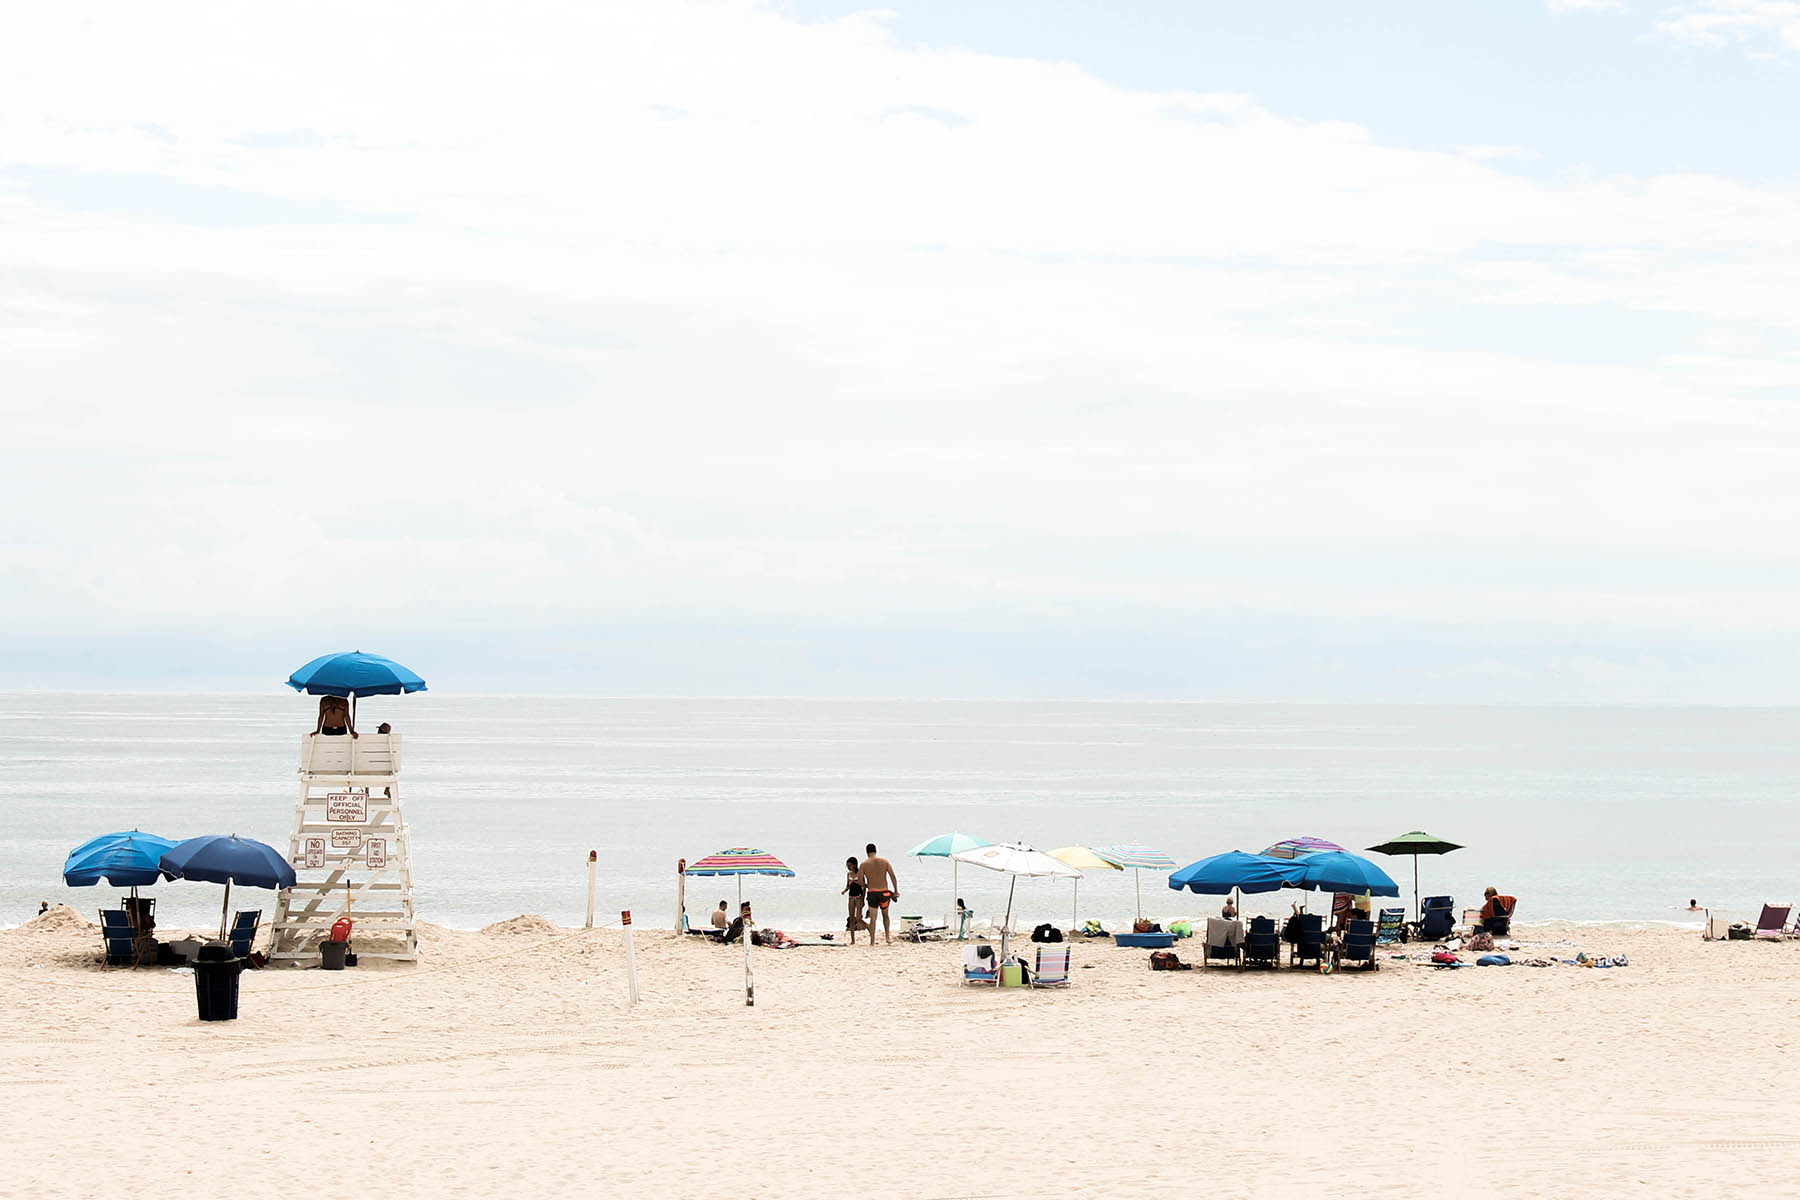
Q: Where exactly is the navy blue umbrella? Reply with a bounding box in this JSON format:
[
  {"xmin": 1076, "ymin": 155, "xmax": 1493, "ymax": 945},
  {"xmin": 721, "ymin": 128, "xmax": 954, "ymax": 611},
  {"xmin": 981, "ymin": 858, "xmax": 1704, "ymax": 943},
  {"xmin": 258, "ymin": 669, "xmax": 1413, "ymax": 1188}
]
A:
[
  {"xmin": 1168, "ymin": 850, "xmax": 1303, "ymax": 895},
  {"xmin": 161, "ymin": 835, "xmax": 296, "ymax": 939},
  {"xmin": 287, "ymin": 651, "xmax": 426, "ymax": 698},
  {"xmin": 64, "ymin": 830, "xmax": 177, "ymax": 890},
  {"xmin": 1285, "ymin": 850, "xmax": 1401, "ymax": 898}
]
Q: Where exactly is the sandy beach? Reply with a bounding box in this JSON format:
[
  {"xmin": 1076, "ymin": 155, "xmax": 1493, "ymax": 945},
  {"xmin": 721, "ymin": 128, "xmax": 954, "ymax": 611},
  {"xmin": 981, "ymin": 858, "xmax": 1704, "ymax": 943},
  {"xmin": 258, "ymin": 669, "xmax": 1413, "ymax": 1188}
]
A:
[{"xmin": 2, "ymin": 908, "xmax": 1796, "ymax": 1199}]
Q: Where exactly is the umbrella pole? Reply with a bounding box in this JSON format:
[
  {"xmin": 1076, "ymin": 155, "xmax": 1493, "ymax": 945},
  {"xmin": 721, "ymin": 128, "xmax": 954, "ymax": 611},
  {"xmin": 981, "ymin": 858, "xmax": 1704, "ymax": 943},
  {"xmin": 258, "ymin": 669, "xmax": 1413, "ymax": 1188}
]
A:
[
  {"xmin": 1002, "ymin": 877, "xmax": 1017, "ymax": 963},
  {"xmin": 1135, "ymin": 869, "xmax": 1143, "ymax": 921},
  {"xmin": 1071, "ymin": 878, "xmax": 1078, "ymax": 932},
  {"xmin": 1414, "ymin": 857, "xmax": 1421, "ymax": 924},
  {"xmin": 219, "ymin": 879, "xmax": 231, "ymax": 941},
  {"xmin": 953, "ymin": 859, "xmax": 959, "ymax": 915}
]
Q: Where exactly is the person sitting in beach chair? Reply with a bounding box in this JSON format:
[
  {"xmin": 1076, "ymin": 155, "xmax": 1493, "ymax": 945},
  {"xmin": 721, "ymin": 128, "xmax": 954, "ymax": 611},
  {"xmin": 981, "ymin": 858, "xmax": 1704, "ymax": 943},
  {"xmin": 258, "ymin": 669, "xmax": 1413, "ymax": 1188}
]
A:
[
  {"xmin": 1290, "ymin": 913, "xmax": 1325, "ymax": 969},
  {"xmin": 1480, "ymin": 888, "xmax": 1518, "ymax": 935},
  {"xmin": 1244, "ymin": 916, "xmax": 1280, "ymax": 968}
]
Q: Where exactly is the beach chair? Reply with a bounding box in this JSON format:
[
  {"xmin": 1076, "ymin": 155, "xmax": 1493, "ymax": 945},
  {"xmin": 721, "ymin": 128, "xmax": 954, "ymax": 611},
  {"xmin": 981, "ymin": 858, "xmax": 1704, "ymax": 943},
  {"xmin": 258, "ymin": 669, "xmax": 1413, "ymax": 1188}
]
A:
[
  {"xmin": 1753, "ymin": 905, "xmax": 1791, "ymax": 939},
  {"xmin": 1030, "ymin": 945, "xmax": 1071, "ymax": 988},
  {"xmin": 1290, "ymin": 914, "xmax": 1325, "ymax": 968},
  {"xmin": 1417, "ymin": 896, "xmax": 1456, "ymax": 941},
  {"xmin": 961, "ymin": 944, "xmax": 1001, "ymax": 987},
  {"xmin": 98, "ymin": 910, "xmax": 138, "ymax": 966},
  {"xmin": 1340, "ymin": 918, "xmax": 1378, "ymax": 971},
  {"xmin": 1203, "ymin": 917, "xmax": 1244, "ymax": 969},
  {"xmin": 1481, "ymin": 897, "xmax": 1517, "ymax": 936},
  {"xmin": 227, "ymin": 910, "xmax": 261, "ymax": 958},
  {"xmin": 1375, "ymin": 908, "xmax": 1406, "ymax": 945},
  {"xmin": 1244, "ymin": 916, "xmax": 1280, "ymax": 968}
]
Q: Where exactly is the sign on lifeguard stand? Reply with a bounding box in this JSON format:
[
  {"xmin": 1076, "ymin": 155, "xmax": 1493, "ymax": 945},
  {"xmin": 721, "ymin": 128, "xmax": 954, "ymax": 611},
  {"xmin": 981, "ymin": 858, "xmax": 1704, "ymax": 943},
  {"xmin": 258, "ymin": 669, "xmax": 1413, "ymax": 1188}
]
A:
[{"xmin": 268, "ymin": 733, "xmax": 417, "ymax": 963}]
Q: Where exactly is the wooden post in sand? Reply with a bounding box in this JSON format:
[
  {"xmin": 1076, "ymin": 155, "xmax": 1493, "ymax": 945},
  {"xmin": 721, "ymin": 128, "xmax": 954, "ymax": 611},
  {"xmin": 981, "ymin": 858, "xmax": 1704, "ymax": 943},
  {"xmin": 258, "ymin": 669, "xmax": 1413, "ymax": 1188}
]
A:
[
  {"xmin": 622, "ymin": 910, "xmax": 640, "ymax": 1005},
  {"xmin": 585, "ymin": 851, "xmax": 597, "ymax": 929},
  {"xmin": 676, "ymin": 859, "xmax": 687, "ymax": 933},
  {"xmin": 743, "ymin": 901, "xmax": 755, "ymax": 1007}
]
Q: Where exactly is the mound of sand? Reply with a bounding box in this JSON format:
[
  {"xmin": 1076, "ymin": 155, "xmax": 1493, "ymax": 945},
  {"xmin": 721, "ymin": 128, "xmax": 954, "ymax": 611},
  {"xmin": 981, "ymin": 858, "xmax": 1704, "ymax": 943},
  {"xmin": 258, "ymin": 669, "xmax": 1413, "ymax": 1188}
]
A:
[
  {"xmin": 23, "ymin": 905, "xmax": 93, "ymax": 933},
  {"xmin": 479, "ymin": 914, "xmax": 561, "ymax": 938}
]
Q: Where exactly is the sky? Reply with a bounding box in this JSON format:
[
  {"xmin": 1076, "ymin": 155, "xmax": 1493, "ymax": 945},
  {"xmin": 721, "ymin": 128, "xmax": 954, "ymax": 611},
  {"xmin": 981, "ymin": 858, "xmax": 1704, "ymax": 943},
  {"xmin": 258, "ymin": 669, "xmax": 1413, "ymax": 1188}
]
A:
[{"xmin": 1, "ymin": 0, "xmax": 1798, "ymax": 701}]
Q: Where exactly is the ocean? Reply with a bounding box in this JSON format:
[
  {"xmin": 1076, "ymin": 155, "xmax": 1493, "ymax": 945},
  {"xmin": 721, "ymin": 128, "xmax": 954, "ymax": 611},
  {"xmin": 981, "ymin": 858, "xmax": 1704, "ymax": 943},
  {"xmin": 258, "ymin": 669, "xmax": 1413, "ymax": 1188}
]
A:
[{"xmin": 4, "ymin": 692, "xmax": 1793, "ymax": 933}]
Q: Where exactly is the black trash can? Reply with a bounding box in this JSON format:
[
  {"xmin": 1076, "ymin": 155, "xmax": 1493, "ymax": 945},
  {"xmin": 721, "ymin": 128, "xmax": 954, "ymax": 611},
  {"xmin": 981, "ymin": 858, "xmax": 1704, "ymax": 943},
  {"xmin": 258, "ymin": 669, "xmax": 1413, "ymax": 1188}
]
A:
[
  {"xmin": 193, "ymin": 941, "xmax": 243, "ymax": 1022},
  {"xmin": 320, "ymin": 940, "xmax": 348, "ymax": 971}
]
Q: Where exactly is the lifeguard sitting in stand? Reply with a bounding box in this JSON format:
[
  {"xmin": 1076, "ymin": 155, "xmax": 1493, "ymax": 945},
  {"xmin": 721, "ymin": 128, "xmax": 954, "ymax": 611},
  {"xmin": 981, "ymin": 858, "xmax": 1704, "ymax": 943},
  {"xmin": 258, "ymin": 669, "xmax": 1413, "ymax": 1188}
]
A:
[{"xmin": 312, "ymin": 695, "xmax": 358, "ymax": 738}]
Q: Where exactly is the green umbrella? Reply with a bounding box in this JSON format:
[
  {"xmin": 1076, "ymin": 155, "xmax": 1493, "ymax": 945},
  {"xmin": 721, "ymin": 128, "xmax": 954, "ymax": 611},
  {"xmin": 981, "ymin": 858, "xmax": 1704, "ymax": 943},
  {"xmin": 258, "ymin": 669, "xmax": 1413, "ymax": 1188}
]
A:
[{"xmin": 1365, "ymin": 831, "xmax": 1463, "ymax": 922}]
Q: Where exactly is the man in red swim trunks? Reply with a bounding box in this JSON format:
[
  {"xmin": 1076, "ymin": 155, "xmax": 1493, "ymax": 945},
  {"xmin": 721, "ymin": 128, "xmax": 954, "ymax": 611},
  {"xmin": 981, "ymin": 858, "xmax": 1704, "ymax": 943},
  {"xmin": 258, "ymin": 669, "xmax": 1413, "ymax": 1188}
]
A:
[{"xmin": 858, "ymin": 842, "xmax": 899, "ymax": 946}]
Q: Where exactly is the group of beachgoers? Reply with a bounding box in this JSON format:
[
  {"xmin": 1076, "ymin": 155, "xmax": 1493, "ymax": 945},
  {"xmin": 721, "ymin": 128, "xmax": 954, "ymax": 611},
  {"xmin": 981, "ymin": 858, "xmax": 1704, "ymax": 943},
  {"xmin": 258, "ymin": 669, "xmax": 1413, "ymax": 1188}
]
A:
[{"xmin": 699, "ymin": 844, "xmax": 902, "ymax": 947}]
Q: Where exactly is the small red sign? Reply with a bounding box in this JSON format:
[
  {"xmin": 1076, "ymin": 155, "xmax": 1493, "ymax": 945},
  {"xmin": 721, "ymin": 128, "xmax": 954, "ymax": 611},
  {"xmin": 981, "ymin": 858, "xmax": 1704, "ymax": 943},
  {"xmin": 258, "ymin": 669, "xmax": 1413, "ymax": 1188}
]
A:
[{"xmin": 621, "ymin": 910, "xmax": 632, "ymax": 926}]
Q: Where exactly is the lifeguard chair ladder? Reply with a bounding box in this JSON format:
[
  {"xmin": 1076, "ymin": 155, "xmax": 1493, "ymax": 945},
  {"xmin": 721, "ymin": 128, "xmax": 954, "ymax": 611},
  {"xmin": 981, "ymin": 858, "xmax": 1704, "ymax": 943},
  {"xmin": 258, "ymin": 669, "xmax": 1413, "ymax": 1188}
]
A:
[{"xmin": 268, "ymin": 733, "xmax": 418, "ymax": 963}]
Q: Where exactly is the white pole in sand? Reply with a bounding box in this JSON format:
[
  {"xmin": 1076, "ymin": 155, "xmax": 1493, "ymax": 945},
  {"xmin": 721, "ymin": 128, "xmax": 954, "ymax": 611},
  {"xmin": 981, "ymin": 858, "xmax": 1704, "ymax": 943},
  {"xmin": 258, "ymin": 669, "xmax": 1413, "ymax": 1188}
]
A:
[
  {"xmin": 622, "ymin": 909, "xmax": 640, "ymax": 1005},
  {"xmin": 743, "ymin": 900, "xmax": 755, "ymax": 1007},
  {"xmin": 585, "ymin": 850, "xmax": 597, "ymax": 930}
]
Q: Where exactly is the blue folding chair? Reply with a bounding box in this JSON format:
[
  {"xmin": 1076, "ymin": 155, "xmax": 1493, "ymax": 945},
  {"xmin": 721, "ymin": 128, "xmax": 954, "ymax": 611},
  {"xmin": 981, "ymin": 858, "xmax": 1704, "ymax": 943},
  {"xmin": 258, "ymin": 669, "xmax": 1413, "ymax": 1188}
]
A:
[
  {"xmin": 1340, "ymin": 918, "xmax": 1378, "ymax": 971},
  {"xmin": 98, "ymin": 910, "xmax": 138, "ymax": 966},
  {"xmin": 1417, "ymin": 895, "xmax": 1456, "ymax": 941},
  {"xmin": 1244, "ymin": 916, "xmax": 1280, "ymax": 968},
  {"xmin": 227, "ymin": 911, "xmax": 261, "ymax": 959},
  {"xmin": 1290, "ymin": 913, "xmax": 1325, "ymax": 968}
]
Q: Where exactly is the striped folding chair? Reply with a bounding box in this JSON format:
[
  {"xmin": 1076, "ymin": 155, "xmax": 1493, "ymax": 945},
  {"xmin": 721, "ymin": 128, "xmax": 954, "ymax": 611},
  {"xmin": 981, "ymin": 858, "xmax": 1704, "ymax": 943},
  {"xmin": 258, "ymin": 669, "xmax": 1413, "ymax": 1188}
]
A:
[{"xmin": 1030, "ymin": 945, "xmax": 1071, "ymax": 988}]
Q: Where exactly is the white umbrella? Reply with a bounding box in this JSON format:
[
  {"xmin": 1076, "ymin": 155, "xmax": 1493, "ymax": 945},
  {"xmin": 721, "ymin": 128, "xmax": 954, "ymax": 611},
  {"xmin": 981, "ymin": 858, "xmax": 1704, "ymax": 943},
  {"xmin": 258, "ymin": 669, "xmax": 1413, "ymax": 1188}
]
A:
[{"xmin": 950, "ymin": 841, "xmax": 1081, "ymax": 962}]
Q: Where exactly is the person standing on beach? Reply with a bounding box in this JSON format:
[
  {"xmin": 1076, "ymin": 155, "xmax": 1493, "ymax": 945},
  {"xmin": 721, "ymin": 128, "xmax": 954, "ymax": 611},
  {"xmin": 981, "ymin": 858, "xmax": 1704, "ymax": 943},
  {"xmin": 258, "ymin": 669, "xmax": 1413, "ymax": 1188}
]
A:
[
  {"xmin": 858, "ymin": 843, "xmax": 899, "ymax": 945},
  {"xmin": 843, "ymin": 856, "xmax": 867, "ymax": 944}
]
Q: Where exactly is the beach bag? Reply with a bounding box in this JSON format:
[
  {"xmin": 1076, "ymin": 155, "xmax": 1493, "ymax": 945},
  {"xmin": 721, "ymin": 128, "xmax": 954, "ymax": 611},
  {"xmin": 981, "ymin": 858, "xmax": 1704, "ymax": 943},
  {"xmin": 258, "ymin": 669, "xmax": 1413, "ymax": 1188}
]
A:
[
  {"xmin": 1168, "ymin": 920, "xmax": 1193, "ymax": 939},
  {"xmin": 1031, "ymin": 923, "xmax": 1062, "ymax": 943},
  {"xmin": 1476, "ymin": 953, "xmax": 1511, "ymax": 966},
  {"xmin": 1149, "ymin": 951, "xmax": 1188, "ymax": 971},
  {"xmin": 1466, "ymin": 931, "xmax": 1494, "ymax": 951},
  {"xmin": 1431, "ymin": 950, "xmax": 1460, "ymax": 965},
  {"xmin": 1133, "ymin": 918, "xmax": 1154, "ymax": 934},
  {"xmin": 1082, "ymin": 920, "xmax": 1106, "ymax": 937}
]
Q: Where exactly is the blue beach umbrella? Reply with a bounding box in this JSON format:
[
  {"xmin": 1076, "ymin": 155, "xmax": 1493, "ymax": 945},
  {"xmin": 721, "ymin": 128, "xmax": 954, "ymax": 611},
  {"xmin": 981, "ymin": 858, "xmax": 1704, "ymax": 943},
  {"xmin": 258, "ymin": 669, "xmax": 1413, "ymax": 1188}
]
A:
[
  {"xmin": 288, "ymin": 650, "xmax": 426, "ymax": 730},
  {"xmin": 1168, "ymin": 851, "xmax": 1303, "ymax": 895},
  {"xmin": 64, "ymin": 830, "xmax": 178, "ymax": 889},
  {"xmin": 1286, "ymin": 850, "xmax": 1402, "ymax": 898},
  {"xmin": 907, "ymin": 832, "xmax": 992, "ymax": 906},
  {"xmin": 287, "ymin": 650, "xmax": 427, "ymax": 697},
  {"xmin": 160, "ymin": 835, "xmax": 297, "ymax": 940}
]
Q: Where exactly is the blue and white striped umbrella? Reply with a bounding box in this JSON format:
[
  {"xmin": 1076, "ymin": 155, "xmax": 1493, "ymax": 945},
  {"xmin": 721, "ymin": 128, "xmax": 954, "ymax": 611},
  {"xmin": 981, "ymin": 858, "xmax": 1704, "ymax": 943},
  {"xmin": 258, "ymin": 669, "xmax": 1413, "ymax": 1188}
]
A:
[{"xmin": 1093, "ymin": 844, "xmax": 1177, "ymax": 921}]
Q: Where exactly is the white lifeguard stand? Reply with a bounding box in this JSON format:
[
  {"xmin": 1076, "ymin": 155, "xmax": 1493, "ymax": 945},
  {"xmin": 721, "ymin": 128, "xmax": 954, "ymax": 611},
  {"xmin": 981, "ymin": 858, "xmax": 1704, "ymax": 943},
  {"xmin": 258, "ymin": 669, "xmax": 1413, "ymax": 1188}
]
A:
[{"xmin": 268, "ymin": 733, "xmax": 417, "ymax": 963}]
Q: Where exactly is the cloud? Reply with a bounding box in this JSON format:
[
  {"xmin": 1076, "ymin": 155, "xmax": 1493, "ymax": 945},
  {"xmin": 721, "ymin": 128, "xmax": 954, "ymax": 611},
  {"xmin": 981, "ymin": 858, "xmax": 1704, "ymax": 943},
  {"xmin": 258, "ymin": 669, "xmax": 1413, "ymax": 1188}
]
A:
[
  {"xmin": 0, "ymin": 1, "xmax": 1797, "ymax": 696},
  {"xmin": 1658, "ymin": 0, "xmax": 1800, "ymax": 51}
]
